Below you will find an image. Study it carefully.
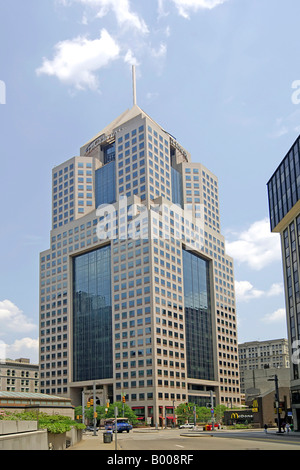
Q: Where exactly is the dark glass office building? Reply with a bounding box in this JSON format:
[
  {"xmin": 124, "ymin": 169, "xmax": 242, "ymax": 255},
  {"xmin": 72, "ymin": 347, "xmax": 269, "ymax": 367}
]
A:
[
  {"xmin": 267, "ymin": 135, "xmax": 300, "ymax": 232},
  {"xmin": 73, "ymin": 245, "xmax": 113, "ymax": 382},
  {"xmin": 267, "ymin": 134, "xmax": 300, "ymax": 432},
  {"xmin": 183, "ymin": 249, "xmax": 214, "ymax": 384}
]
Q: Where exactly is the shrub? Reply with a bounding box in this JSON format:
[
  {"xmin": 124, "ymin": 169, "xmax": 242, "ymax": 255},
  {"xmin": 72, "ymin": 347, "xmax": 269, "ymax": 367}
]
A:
[{"xmin": 0, "ymin": 410, "xmax": 85, "ymax": 434}]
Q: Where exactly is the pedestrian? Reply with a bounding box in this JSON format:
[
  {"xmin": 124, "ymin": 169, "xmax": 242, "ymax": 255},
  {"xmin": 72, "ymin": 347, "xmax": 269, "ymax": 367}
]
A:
[
  {"xmin": 264, "ymin": 424, "xmax": 268, "ymax": 434},
  {"xmin": 282, "ymin": 422, "xmax": 286, "ymax": 432},
  {"xmin": 286, "ymin": 423, "xmax": 290, "ymax": 433}
]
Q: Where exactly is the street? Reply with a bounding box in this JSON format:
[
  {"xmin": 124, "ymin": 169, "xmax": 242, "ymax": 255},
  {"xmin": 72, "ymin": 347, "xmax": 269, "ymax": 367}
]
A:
[{"xmin": 68, "ymin": 427, "xmax": 300, "ymax": 451}]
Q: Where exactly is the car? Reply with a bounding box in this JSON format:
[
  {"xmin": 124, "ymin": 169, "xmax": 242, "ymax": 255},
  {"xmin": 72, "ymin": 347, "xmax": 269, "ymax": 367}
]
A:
[
  {"xmin": 179, "ymin": 423, "xmax": 195, "ymax": 429},
  {"xmin": 86, "ymin": 426, "xmax": 99, "ymax": 432},
  {"xmin": 114, "ymin": 421, "xmax": 133, "ymax": 433},
  {"xmin": 104, "ymin": 419, "xmax": 133, "ymax": 433}
]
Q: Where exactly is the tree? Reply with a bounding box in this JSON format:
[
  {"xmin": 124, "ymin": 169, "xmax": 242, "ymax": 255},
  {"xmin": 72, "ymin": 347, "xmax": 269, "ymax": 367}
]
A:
[
  {"xmin": 197, "ymin": 407, "xmax": 212, "ymax": 424},
  {"xmin": 214, "ymin": 405, "xmax": 227, "ymax": 423},
  {"xmin": 104, "ymin": 402, "xmax": 138, "ymax": 425},
  {"xmin": 75, "ymin": 401, "xmax": 139, "ymax": 426},
  {"xmin": 175, "ymin": 402, "xmax": 195, "ymax": 424}
]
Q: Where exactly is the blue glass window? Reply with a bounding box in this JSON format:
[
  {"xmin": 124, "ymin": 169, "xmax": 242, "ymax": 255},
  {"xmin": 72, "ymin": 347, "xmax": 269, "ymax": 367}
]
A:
[
  {"xmin": 103, "ymin": 143, "xmax": 116, "ymax": 163},
  {"xmin": 95, "ymin": 161, "xmax": 116, "ymax": 207},
  {"xmin": 171, "ymin": 167, "xmax": 183, "ymax": 207},
  {"xmin": 73, "ymin": 245, "xmax": 113, "ymax": 381},
  {"xmin": 183, "ymin": 249, "xmax": 214, "ymax": 381},
  {"xmin": 267, "ymin": 135, "xmax": 300, "ymax": 231}
]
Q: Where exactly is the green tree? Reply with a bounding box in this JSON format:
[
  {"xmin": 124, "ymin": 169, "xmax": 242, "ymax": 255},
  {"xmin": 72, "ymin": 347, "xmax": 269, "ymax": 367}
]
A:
[
  {"xmin": 197, "ymin": 406, "xmax": 212, "ymax": 423},
  {"xmin": 175, "ymin": 402, "xmax": 195, "ymax": 424},
  {"xmin": 75, "ymin": 402, "xmax": 139, "ymax": 426},
  {"xmin": 104, "ymin": 402, "xmax": 138, "ymax": 425},
  {"xmin": 214, "ymin": 404, "xmax": 227, "ymax": 423}
]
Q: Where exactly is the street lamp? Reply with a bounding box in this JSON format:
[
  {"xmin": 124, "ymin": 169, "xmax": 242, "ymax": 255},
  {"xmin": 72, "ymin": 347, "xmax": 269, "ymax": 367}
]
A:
[
  {"xmin": 267, "ymin": 374, "xmax": 282, "ymax": 434},
  {"xmin": 172, "ymin": 400, "xmax": 176, "ymax": 428}
]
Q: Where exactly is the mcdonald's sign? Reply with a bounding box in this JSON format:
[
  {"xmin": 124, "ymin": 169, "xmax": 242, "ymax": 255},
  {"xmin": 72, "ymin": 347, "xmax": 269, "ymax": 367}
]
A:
[
  {"xmin": 224, "ymin": 409, "xmax": 254, "ymax": 425},
  {"xmin": 252, "ymin": 399, "xmax": 259, "ymax": 413}
]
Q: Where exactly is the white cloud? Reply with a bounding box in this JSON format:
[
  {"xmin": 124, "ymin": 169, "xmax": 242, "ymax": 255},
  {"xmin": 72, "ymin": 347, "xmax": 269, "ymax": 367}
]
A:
[
  {"xmin": 225, "ymin": 218, "xmax": 281, "ymax": 271},
  {"xmin": 171, "ymin": 0, "xmax": 228, "ymax": 18},
  {"xmin": 124, "ymin": 49, "xmax": 139, "ymax": 66},
  {"xmin": 235, "ymin": 281, "xmax": 284, "ymax": 303},
  {"xmin": 5, "ymin": 338, "xmax": 39, "ymax": 364},
  {"xmin": 36, "ymin": 29, "xmax": 120, "ymax": 91},
  {"xmin": 270, "ymin": 110, "xmax": 300, "ymax": 139},
  {"xmin": 235, "ymin": 281, "xmax": 264, "ymax": 302},
  {"xmin": 262, "ymin": 307, "xmax": 286, "ymax": 324},
  {"xmin": 267, "ymin": 282, "xmax": 284, "ymax": 297},
  {"xmin": 150, "ymin": 43, "xmax": 167, "ymax": 59},
  {"xmin": 61, "ymin": 0, "xmax": 149, "ymax": 33},
  {"xmin": 0, "ymin": 300, "xmax": 37, "ymax": 335}
]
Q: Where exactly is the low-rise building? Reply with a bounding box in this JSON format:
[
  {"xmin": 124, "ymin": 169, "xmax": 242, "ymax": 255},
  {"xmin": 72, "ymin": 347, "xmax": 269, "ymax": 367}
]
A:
[
  {"xmin": 238, "ymin": 339, "xmax": 289, "ymax": 394},
  {"xmin": 0, "ymin": 358, "xmax": 39, "ymax": 393},
  {"xmin": 0, "ymin": 391, "xmax": 74, "ymax": 419}
]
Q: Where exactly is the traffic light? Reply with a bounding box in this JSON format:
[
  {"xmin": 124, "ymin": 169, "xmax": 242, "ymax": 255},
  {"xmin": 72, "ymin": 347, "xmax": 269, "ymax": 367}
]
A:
[
  {"xmin": 106, "ymin": 402, "xmax": 110, "ymax": 408},
  {"xmin": 87, "ymin": 400, "xmax": 91, "ymax": 408},
  {"xmin": 90, "ymin": 398, "xmax": 94, "ymax": 406},
  {"xmin": 122, "ymin": 396, "xmax": 126, "ymax": 403}
]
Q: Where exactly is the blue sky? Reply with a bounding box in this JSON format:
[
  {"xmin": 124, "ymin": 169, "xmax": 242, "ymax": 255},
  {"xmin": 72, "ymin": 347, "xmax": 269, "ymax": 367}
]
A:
[{"xmin": 1, "ymin": 0, "xmax": 300, "ymax": 363}]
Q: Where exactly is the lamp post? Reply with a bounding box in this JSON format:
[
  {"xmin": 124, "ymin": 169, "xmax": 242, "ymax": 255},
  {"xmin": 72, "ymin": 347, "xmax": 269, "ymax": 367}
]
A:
[
  {"xmin": 93, "ymin": 381, "xmax": 97, "ymax": 436},
  {"xmin": 172, "ymin": 400, "xmax": 176, "ymax": 428},
  {"xmin": 268, "ymin": 374, "xmax": 282, "ymax": 433},
  {"xmin": 210, "ymin": 390, "xmax": 215, "ymax": 430}
]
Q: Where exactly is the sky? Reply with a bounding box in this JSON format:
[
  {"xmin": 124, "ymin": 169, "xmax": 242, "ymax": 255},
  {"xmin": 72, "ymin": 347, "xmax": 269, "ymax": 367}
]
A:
[{"xmin": 1, "ymin": 0, "xmax": 300, "ymax": 363}]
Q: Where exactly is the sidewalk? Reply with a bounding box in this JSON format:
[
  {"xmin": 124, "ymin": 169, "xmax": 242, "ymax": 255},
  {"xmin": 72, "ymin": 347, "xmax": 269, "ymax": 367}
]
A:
[{"xmin": 67, "ymin": 431, "xmax": 118, "ymax": 451}]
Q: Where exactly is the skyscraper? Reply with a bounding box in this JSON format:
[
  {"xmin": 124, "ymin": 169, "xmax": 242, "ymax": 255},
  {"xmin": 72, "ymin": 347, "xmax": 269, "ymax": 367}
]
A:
[
  {"xmin": 39, "ymin": 78, "xmax": 240, "ymax": 425},
  {"xmin": 267, "ymin": 134, "xmax": 300, "ymax": 431}
]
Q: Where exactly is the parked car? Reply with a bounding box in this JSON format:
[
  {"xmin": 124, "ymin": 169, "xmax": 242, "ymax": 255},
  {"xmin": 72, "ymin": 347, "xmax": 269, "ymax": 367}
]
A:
[
  {"xmin": 86, "ymin": 426, "xmax": 99, "ymax": 432},
  {"xmin": 104, "ymin": 418, "xmax": 133, "ymax": 433},
  {"xmin": 179, "ymin": 423, "xmax": 195, "ymax": 429}
]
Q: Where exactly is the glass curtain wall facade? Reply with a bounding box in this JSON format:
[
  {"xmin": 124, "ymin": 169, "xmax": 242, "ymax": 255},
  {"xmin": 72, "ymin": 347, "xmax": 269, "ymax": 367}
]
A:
[
  {"xmin": 267, "ymin": 135, "xmax": 300, "ymax": 231},
  {"xmin": 171, "ymin": 167, "xmax": 183, "ymax": 207},
  {"xmin": 267, "ymin": 134, "xmax": 300, "ymax": 432},
  {"xmin": 73, "ymin": 244, "xmax": 113, "ymax": 382},
  {"xmin": 95, "ymin": 161, "xmax": 116, "ymax": 207},
  {"xmin": 182, "ymin": 249, "xmax": 214, "ymax": 381}
]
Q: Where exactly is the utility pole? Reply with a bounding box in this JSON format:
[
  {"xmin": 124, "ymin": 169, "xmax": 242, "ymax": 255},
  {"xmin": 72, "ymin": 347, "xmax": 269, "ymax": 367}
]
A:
[
  {"xmin": 173, "ymin": 400, "xmax": 176, "ymax": 428},
  {"xmin": 93, "ymin": 382, "xmax": 97, "ymax": 436},
  {"xmin": 114, "ymin": 406, "xmax": 118, "ymax": 451},
  {"xmin": 268, "ymin": 374, "xmax": 282, "ymax": 433},
  {"xmin": 82, "ymin": 390, "xmax": 85, "ymax": 426},
  {"xmin": 210, "ymin": 390, "xmax": 215, "ymax": 429}
]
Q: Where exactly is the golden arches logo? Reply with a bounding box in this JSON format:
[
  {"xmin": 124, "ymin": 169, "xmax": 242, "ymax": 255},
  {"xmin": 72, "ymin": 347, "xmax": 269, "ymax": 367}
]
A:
[{"xmin": 231, "ymin": 413, "xmax": 239, "ymax": 419}]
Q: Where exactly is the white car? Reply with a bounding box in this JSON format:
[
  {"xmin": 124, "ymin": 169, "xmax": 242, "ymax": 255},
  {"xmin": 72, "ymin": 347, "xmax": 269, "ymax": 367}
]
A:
[{"xmin": 179, "ymin": 423, "xmax": 195, "ymax": 429}]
